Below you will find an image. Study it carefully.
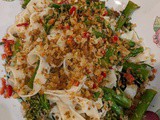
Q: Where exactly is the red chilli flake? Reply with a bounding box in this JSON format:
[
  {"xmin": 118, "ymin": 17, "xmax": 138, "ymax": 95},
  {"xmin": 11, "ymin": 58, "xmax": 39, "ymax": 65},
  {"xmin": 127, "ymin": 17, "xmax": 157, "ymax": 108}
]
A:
[
  {"xmin": 101, "ymin": 50, "xmax": 106, "ymax": 55},
  {"xmin": 65, "ymin": 25, "xmax": 70, "ymax": 30},
  {"xmin": 124, "ymin": 73, "xmax": 135, "ymax": 84},
  {"xmin": 92, "ymin": 83, "xmax": 97, "ymax": 89},
  {"xmin": 103, "ymin": 11, "xmax": 108, "ymax": 16},
  {"xmin": 97, "ymin": 75, "xmax": 104, "ymax": 83},
  {"xmin": 74, "ymin": 81, "xmax": 80, "ymax": 86},
  {"xmin": 4, "ymin": 85, "xmax": 13, "ymax": 98},
  {"xmin": 16, "ymin": 22, "xmax": 29, "ymax": 27},
  {"xmin": 101, "ymin": 72, "xmax": 107, "ymax": 78},
  {"xmin": 69, "ymin": 6, "xmax": 76, "ymax": 15},
  {"xmin": 83, "ymin": 32, "xmax": 90, "ymax": 39},
  {"xmin": 2, "ymin": 54, "xmax": 7, "ymax": 60},
  {"xmin": 2, "ymin": 39, "xmax": 14, "ymax": 58},
  {"xmin": 0, "ymin": 78, "xmax": 6, "ymax": 95},
  {"xmin": 112, "ymin": 35, "xmax": 119, "ymax": 43}
]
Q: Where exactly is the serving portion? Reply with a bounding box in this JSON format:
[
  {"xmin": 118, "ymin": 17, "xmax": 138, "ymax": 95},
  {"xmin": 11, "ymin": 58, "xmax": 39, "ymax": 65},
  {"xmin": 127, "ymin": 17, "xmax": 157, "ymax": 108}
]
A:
[{"xmin": 0, "ymin": 0, "xmax": 158, "ymax": 120}]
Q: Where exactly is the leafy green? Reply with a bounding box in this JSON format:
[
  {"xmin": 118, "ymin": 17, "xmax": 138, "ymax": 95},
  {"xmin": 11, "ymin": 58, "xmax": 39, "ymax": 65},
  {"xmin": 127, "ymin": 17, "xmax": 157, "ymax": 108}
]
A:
[
  {"xmin": 28, "ymin": 60, "xmax": 40, "ymax": 89},
  {"xmin": 129, "ymin": 41, "xmax": 135, "ymax": 47},
  {"xmin": 102, "ymin": 87, "xmax": 132, "ymax": 108},
  {"xmin": 13, "ymin": 39, "xmax": 21, "ymax": 56},
  {"xmin": 94, "ymin": 2, "xmax": 105, "ymax": 9},
  {"xmin": 99, "ymin": 48, "xmax": 115, "ymax": 67},
  {"xmin": 125, "ymin": 47, "xmax": 144, "ymax": 60},
  {"xmin": 49, "ymin": 4, "xmax": 61, "ymax": 9},
  {"xmin": 25, "ymin": 94, "xmax": 50, "ymax": 120},
  {"xmin": 22, "ymin": 0, "xmax": 31, "ymax": 9},
  {"xmin": 104, "ymin": 93, "xmax": 124, "ymax": 116},
  {"xmin": 116, "ymin": 1, "xmax": 140, "ymax": 31},
  {"xmin": 0, "ymin": 42, "xmax": 4, "ymax": 45},
  {"xmin": 93, "ymin": 92, "xmax": 100, "ymax": 99},
  {"xmin": 92, "ymin": 29, "xmax": 106, "ymax": 38},
  {"xmin": 49, "ymin": 4, "xmax": 71, "ymax": 12},
  {"xmin": 44, "ymin": 15, "xmax": 55, "ymax": 35},
  {"xmin": 123, "ymin": 62, "xmax": 150, "ymax": 81}
]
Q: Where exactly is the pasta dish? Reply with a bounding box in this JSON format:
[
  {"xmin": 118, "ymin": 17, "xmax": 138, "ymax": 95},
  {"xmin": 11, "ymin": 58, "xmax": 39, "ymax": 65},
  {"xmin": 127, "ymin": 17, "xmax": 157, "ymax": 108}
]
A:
[{"xmin": 0, "ymin": 0, "xmax": 158, "ymax": 120}]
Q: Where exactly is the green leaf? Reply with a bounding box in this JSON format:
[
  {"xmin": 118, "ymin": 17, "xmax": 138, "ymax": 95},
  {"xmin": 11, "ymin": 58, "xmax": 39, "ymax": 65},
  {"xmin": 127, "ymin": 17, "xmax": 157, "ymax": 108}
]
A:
[
  {"xmin": 28, "ymin": 60, "xmax": 40, "ymax": 89},
  {"xmin": 123, "ymin": 62, "xmax": 150, "ymax": 81},
  {"xmin": 94, "ymin": 92, "xmax": 100, "ymax": 99},
  {"xmin": 99, "ymin": 48, "xmax": 115, "ymax": 67},
  {"xmin": 25, "ymin": 94, "xmax": 50, "ymax": 120},
  {"xmin": 13, "ymin": 39, "xmax": 21, "ymax": 56},
  {"xmin": 129, "ymin": 41, "xmax": 135, "ymax": 47},
  {"xmin": 116, "ymin": 1, "xmax": 140, "ymax": 31},
  {"xmin": 44, "ymin": 15, "xmax": 55, "ymax": 35},
  {"xmin": 125, "ymin": 47, "xmax": 144, "ymax": 60},
  {"xmin": 0, "ymin": 42, "xmax": 4, "ymax": 45},
  {"xmin": 49, "ymin": 4, "xmax": 61, "ymax": 9},
  {"xmin": 92, "ymin": 29, "xmax": 106, "ymax": 38},
  {"xmin": 22, "ymin": 0, "xmax": 31, "ymax": 9}
]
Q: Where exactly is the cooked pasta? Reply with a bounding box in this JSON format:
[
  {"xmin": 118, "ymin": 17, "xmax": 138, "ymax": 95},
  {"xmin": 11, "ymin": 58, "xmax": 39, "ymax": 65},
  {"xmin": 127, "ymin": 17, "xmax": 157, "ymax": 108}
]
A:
[{"xmin": 0, "ymin": 0, "xmax": 157, "ymax": 120}]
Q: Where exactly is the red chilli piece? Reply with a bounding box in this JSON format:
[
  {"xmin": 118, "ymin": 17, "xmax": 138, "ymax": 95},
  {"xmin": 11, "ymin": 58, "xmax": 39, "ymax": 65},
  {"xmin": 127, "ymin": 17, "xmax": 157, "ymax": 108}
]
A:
[
  {"xmin": 2, "ymin": 54, "xmax": 7, "ymax": 60},
  {"xmin": 92, "ymin": 83, "xmax": 97, "ymax": 89},
  {"xmin": 65, "ymin": 25, "xmax": 70, "ymax": 30},
  {"xmin": 4, "ymin": 85, "xmax": 13, "ymax": 98},
  {"xmin": 124, "ymin": 73, "xmax": 135, "ymax": 84},
  {"xmin": 0, "ymin": 78, "xmax": 6, "ymax": 95},
  {"xmin": 83, "ymin": 32, "xmax": 90, "ymax": 39},
  {"xmin": 103, "ymin": 11, "xmax": 108, "ymax": 16},
  {"xmin": 97, "ymin": 75, "xmax": 104, "ymax": 83},
  {"xmin": 16, "ymin": 22, "xmax": 29, "ymax": 27},
  {"xmin": 112, "ymin": 35, "xmax": 119, "ymax": 43},
  {"xmin": 69, "ymin": 6, "xmax": 76, "ymax": 15},
  {"xmin": 74, "ymin": 81, "xmax": 80, "ymax": 86},
  {"xmin": 101, "ymin": 72, "xmax": 107, "ymax": 78},
  {"xmin": 101, "ymin": 50, "xmax": 106, "ymax": 55}
]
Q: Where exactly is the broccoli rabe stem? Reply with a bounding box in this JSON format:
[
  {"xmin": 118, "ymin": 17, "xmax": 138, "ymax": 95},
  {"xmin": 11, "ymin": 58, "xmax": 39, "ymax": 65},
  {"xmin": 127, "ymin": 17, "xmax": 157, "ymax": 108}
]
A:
[
  {"xmin": 104, "ymin": 94, "xmax": 124, "ymax": 116},
  {"xmin": 130, "ymin": 89, "xmax": 157, "ymax": 120},
  {"xmin": 116, "ymin": 1, "xmax": 140, "ymax": 31},
  {"xmin": 28, "ymin": 60, "xmax": 40, "ymax": 89},
  {"xmin": 102, "ymin": 87, "xmax": 132, "ymax": 108}
]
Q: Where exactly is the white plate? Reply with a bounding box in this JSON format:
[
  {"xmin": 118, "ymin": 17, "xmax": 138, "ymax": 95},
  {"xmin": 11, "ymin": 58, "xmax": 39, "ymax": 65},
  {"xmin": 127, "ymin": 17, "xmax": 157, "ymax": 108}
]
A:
[{"xmin": 0, "ymin": 0, "xmax": 159, "ymax": 119}]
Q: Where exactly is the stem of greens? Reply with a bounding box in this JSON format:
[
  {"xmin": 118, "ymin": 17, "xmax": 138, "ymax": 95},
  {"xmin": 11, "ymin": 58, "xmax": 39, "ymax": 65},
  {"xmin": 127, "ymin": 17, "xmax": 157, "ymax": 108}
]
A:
[
  {"xmin": 116, "ymin": 1, "xmax": 140, "ymax": 31},
  {"xmin": 130, "ymin": 89, "xmax": 157, "ymax": 120},
  {"xmin": 22, "ymin": 0, "xmax": 31, "ymax": 9},
  {"xmin": 104, "ymin": 94, "xmax": 124, "ymax": 116},
  {"xmin": 28, "ymin": 60, "xmax": 40, "ymax": 89},
  {"xmin": 102, "ymin": 87, "xmax": 132, "ymax": 108}
]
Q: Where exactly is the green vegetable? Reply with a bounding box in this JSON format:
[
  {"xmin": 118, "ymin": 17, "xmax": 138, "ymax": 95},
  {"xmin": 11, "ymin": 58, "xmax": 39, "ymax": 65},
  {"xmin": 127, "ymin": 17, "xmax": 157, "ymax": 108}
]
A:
[
  {"xmin": 94, "ymin": 92, "xmax": 100, "ymax": 99},
  {"xmin": 102, "ymin": 87, "xmax": 132, "ymax": 108},
  {"xmin": 13, "ymin": 39, "xmax": 21, "ymax": 56},
  {"xmin": 92, "ymin": 29, "xmax": 106, "ymax": 38},
  {"xmin": 49, "ymin": 4, "xmax": 61, "ymax": 9},
  {"xmin": 130, "ymin": 89, "xmax": 157, "ymax": 120},
  {"xmin": 22, "ymin": 0, "xmax": 31, "ymax": 9},
  {"xmin": 49, "ymin": 4, "xmax": 71, "ymax": 12},
  {"xmin": 28, "ymin": 60, "xmax": 40, "ymax": 89},
  {"xmin": 25, "ymin": 94, "xmax": 50, "ymax": 120},
  {"xmin": 104, "ymin": 94, "xmax": 124, "ymax": 116},
  {"xmin": 116, "ymin": 1, "xmax": 140, "ymax": 31},
  {"xmin": 44, "ymin": 15, "xmax": 55, "ymax": 35},
  {"xmin": 94, "ymin": 2, "xmax": 105, "ymax": 9},
  {"xmin": 123, "ymin": 62, "xmax": 150, "ymax": 81},
  {"xmin": 0, "ymin": 42, "xmax": 4, "ymax": 45},
  {"xmin": 86, "ymin": 0, "xmax": 90, "ymax": 5},
  {"xmin": 99, "ymin": 48, "xmax": 114, "ymax": 67},
  {"xmin": 125, "ymin": 47, "xmax": 144, "ymax": 60},
  {"xmin": 129, "ymin": 41, "xmax": 135, "ymax": 47}
]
